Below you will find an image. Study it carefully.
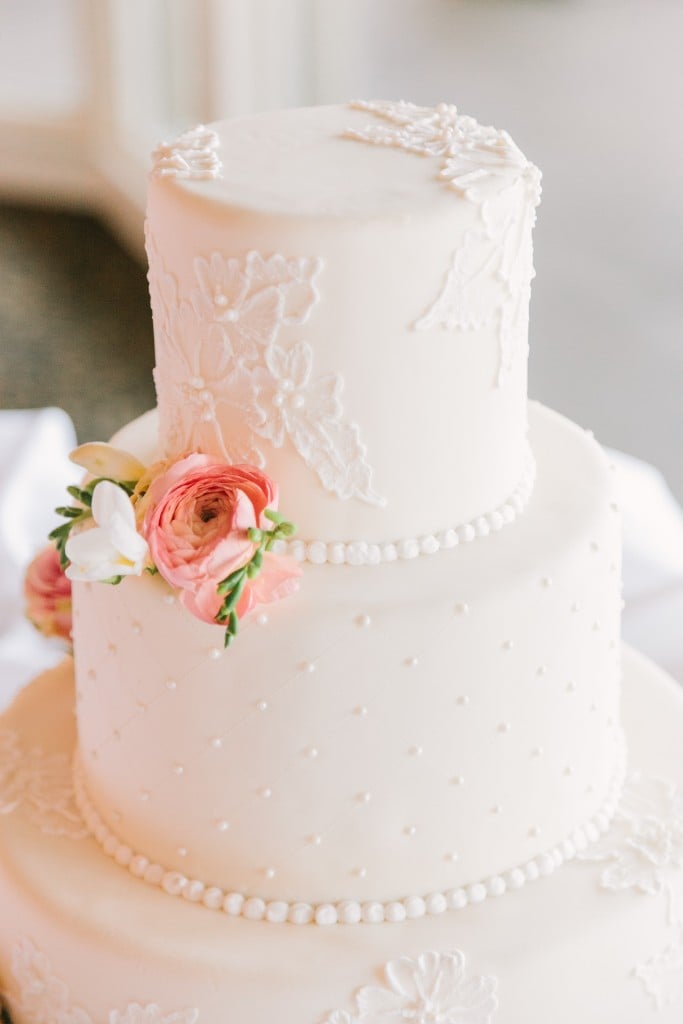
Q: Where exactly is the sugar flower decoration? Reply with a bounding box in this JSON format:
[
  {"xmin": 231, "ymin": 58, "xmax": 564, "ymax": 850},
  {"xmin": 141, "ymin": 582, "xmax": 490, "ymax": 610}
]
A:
[
  {"xmin": 65, "ymin": 480, "xmax": 148, "ymax": 582},
  {"xmin": 24, "ymin": 544, "xmax": 72, "ymax": 643},
  {"xmin": 43, "ymin": 441, "xmax": 299, "ymax": 647}
]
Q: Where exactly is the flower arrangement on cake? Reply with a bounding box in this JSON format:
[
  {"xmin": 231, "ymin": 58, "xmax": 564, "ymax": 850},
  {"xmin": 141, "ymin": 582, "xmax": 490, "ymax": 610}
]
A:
[{"xmin": 29, "ymin": 442, "xmax": 300, "ymax": 649}]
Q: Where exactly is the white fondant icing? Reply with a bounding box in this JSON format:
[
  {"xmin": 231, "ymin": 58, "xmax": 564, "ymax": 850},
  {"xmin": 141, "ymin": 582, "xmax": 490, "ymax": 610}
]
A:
[
  {"xmin": 146, "ymin": 230, "xmax": 383, "ymax": 507},
  {"xmin": 146, "ymin": 105, "xmax": 535, "ymax": 542},
  {"xmin": 70, "ymin": 728, "xmax": 625, "ymax": 927}
]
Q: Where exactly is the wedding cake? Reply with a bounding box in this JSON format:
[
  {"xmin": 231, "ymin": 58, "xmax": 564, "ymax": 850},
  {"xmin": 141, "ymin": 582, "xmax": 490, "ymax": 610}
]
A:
[{"xmin": 1, "ymin": 102, "xmax": 682, "ymax": 1023}]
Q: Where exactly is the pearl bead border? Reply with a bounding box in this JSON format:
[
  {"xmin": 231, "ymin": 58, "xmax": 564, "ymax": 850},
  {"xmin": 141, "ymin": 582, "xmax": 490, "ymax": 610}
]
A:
[
  {"xmin": 271, "ymin": 453, "xmax": 536, "ymax": 567},
  {"xmin": 72, "ymin": 728, "xmax": 626, "ymax": 927}
]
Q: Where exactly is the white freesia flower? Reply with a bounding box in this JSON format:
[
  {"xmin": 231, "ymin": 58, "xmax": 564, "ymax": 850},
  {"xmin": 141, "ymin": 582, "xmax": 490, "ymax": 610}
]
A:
[
  {"xmin": 65, "ymin": 481, "xmax": 148, "ymax": 581},
  {"xmin": 69, "ymin": 442, "xmax": 147, "ymax": 482}
]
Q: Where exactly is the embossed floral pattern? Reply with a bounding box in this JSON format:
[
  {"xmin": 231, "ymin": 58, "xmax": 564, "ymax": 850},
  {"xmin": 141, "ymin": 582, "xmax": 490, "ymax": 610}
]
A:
[
  {"xmin": 0, "ymin": 730, "xmax": 88, "ymax": 840},
  {"xmin": 109, "ymin": 1004, "xmax": 199, "ymax": 1024},
  {"xmin": 151, "ymin": 125, "xmax": 222, "ymax": 180},
  {"xmin": 634, "ymin": 922, "xmax": 683, "ymax": 1012},
  {"xmin": 578, "ymin": 772, "xmax": 683, "ymax": 895},
  {"xmin": 323, "ymin": 950, "xmax": 498, "ymax": 1024},
  {"xmin": 7, "ymin": 940, "xmax": 200, "ymax": 1024},
  {"xmin": 10, "ymin": 938, "xmax": 91, "ymax": 1024},
  {"xmin": 146, "ymin": 235, "xmax": 385, "ymax": 506},
  {"xmin": 345, "ymin": 100, "xmax": 540, "ymax": 388}
]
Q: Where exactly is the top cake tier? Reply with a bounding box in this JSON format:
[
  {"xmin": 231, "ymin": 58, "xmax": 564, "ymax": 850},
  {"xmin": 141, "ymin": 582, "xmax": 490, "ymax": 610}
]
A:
[{"xmin": 146, "ymin": 102, "xmax": 541, "ymax": 543}]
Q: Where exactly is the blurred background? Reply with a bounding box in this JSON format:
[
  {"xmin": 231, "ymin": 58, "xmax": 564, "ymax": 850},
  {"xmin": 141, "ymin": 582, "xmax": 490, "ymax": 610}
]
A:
[
  {"xmin": 1, "ymin": 0, "xmax": 681, "ymax": 496},
  {"xmin": 1, "ymin": 0, "xmax": 682, "ymax": 686}
]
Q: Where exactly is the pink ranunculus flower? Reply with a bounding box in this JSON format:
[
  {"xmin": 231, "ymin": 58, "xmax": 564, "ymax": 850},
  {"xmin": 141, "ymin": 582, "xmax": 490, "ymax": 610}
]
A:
[
  {"xmin": 24, "ymin": 544, "xmax": 73, "ymax": 642},
  {"xmin": 142, "ymin": 454, "xmax": 301, "ymax": 625}
]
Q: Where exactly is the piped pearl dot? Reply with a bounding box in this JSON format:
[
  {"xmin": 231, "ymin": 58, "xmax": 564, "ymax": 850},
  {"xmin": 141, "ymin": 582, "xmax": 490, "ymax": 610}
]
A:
[
  {"xmin": 166, "ymin": 679, "xmax": 177, "ymax": 691},
  {"xmin": 210, "ymin": 737, "xmax": 223, "ymax": 749},
  {"xmin": 353, "ymin": 867, "xmax": 367, "ymax": 879},
  {"xmin": 356, "ymin": 614, "xmax": 372, "ymax": 627},
  {"xmin": 529, "ymin": 825, "xmax": 541, "ymax": 838},
  {"xmin": 491, "ymin": 804, "xmax": 503, "ymax": 815},
  {"xmin": 209, "ymin": 648, "xmax": 222, "ymax": 660},
  {"xmin": 501, "ymin": 640, "xmax": 514, "ymax": 651},
  {"xmin": 404, "ymin": 825, "xmax": 417, "ymax": 837},
  {"xmin": 112, "ymin": 729, "xmax": 121, "ymax": 741},
  {"xmin": 256, "ymin": 700, "xmax": 268, "ymax": 712},
  {"xmin": 541, "ymin": 576, "xmax": 552, "ymax": 588},
  {"xmin": 451, "ymin": 775, "xmax": 465, "ymax": 787},
  {"xmin": 497, "ymin": 722, "xmax": 511, "ymax": 734},
  {"xmin": 358, "ymin": 791, "xmax": 372, "ymax": 804},
  {"xmin": 445, "ymin": 851, "xmax": 459, "ymax": 863},
  {"xmin": 107, "ymin": 643, "xmax": 117, "ymax": 655},
  {"xmin": 163, "ymin": 593, "xmax": 176, "ymax": 605},
  {"xmin": 404, "ymin": 656, "xmax": 419, "ymax": 668},
  {"xmin": 309, "ymin": 834, "xmax": 322, "ymax": 846},
  {"xmin": 216, "ymin": 819, "xmax": 230, "ymax": 832},
  {"xmin": 300, "ymin": 660, "xmax": 316, "ymax": 674},
  {"xmin": 256, "ymin": 613, "xmax": 268, "ymax": 626},
  {"xmin": 536, "ymin": 664, "xmax": 548, "ymax": 676},
  {"xmin": 354, "ymin": 705, "xmax": 369, "ymax": 717},
  {"xmin": 454, "ymin": 602, "xmax": 470, "ymax": 615},
  {"xmin": 264, "ymin": 867, "xmax": 276, "ymax": 880},
  {"xmin": 131, "ymin": 622, "xmax": 142, "ymax": 636},
  {"xmin": 173, "ymin": 763, "xmax": 184, "ymax": 776},
  {"xmin": 305, "ymin": 747, "xmax": 319, "ymax": 759},
  {"xmin": 87, "ymin": 669, "xmax": 96, "ymax": 682},
  {"xmin": 564, "ymin": 766, "xmax": 575, "ymax": 776},
  {"xmin": 456, "ymin": 695, "xmax": 470, "ymax": 707},
  {"xmin": 409, "ymin": 745, "xmax": 423, "ymax": 757},
  {"xmin": 177, "ymin": 847, "xmax": 188, "ymax": 857},
  {"xmin": 532, "ymin": 746, "xmax": 544, "ymax": 758}
]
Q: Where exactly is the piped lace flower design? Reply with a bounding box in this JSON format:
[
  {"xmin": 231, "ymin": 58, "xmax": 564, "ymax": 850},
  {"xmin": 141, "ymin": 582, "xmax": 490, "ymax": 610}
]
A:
[
  {"xmin": 634, "ymin": 921, "xmax": 683, "ymax": 1012},
  {"xmin": 0, "ymin": 729, "xmax": 88, "ymax": 841},
  {"xmin": 345, "ymin": 100, "xmax": 541, "ymax": 387},
  {"xmin": 577, "ymin": 772, "xmax": 683, "ymax": 1012},
  {"xmin": 578, "ymin": 772, "xmax": 683, "ymax": 896},
  {"xmin": 322, "ymin": 950, "xmax": 498, "ymax": 1024},
  {"xmin": 8, "ymin": 939, "xmax": 199, "ymax": 1024},
  {"xmin": 146, "ymin": 226, "xmax": 385, "ymax": 506},
  {"xmin": 151, "ymin": 125, "xmax": 222, "ymax": 181}
]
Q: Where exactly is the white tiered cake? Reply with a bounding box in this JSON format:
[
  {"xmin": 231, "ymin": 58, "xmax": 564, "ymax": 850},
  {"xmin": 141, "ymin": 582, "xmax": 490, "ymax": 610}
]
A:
[{"xmin": 1, "ymin": 102, "xmax": 682, "ymax": 1024}]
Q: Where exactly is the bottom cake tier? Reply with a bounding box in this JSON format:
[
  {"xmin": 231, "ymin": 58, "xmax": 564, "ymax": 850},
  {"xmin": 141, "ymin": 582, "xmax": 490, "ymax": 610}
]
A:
[{"xmin": 1, "ymin": 647, "xmax": 683, "ymax": 1024}]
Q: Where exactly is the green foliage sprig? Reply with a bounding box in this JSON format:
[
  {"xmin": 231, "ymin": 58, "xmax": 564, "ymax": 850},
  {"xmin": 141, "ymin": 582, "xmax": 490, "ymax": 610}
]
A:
[{"xmin": 215, "ymin": 509, "xmax": 296, "ymax": 647}]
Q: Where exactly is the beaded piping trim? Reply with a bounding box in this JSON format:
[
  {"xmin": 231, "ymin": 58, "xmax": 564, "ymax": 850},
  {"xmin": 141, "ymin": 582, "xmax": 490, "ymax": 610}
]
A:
[
  {"xmin": 272, "ymin": 452, "xmax": 536, "ymax": 567},
  {"xmin": 73, "ymin": 729, "xmax": 626, "ymax": 927}
]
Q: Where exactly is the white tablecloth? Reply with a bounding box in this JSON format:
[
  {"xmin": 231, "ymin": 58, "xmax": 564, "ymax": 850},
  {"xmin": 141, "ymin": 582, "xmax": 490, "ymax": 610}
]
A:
[{"xmin": 1, "ymin": 408, "xmax": 682, "ymax": 711}]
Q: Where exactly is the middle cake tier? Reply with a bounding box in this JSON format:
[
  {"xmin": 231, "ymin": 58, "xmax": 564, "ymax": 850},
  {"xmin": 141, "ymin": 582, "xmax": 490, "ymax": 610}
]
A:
[{"xmin": 72, "ymin": 402, "xmax": 622, "ymax": 909}]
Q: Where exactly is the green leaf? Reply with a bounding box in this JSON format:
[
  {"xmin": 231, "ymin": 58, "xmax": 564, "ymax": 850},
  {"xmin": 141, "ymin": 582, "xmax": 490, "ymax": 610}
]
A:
[
  {"xmin": 264, "ymin": 508, "xmax": 286, "ymax": 525},
  {"xmin": 54, "ymin": 506, "xmax": 82, "ymax": 518},
  {"xmin": 223, "ymin": 576, "xmax": 246, "ymax": 613},
  {"xmin": 145, "ymin": 565, "xmax": 159, "ymax": 575},
  {"xmin": 216, "ymin": 567, "xmax": 246, "ymax": 596},
  {"xmin": 48, "ymin": 522, "xmax": 71, "ymax": 540},
  {"xmin": 247, "ymin": 527, "xmax": 263, "ymax": 543},
  {"xmin": 101, "ymin": 575, "xmax": 124, "ymax": 585}
]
